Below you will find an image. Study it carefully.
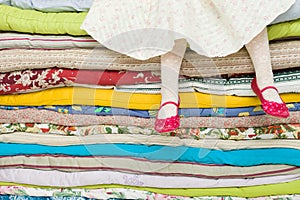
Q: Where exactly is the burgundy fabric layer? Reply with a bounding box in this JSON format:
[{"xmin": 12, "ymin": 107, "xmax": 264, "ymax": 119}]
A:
[{"xmin": 0, "ymin": 68, "xmax": 161, "ymax": 94}]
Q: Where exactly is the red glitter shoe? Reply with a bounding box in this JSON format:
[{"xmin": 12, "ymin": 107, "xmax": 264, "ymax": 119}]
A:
[
  {"xmin": 251, "ymin": 77, "xmax": 289, "ymax": 118},
  {"xmin": 154, "ymin": 101, "xmax": 180, "ymax": 133}
]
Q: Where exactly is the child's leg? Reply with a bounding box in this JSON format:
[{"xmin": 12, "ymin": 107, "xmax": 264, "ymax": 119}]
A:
[
  {"xmin": 157, "ymin": 39, "xmax": 187, "ymax": 119},
  {"xmin": 245, "ymin": 28, "xmax": 282, "ymax": 103}
]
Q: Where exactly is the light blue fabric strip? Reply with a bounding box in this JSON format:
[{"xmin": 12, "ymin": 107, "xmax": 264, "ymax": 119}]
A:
[
  {"xmin": 0, "ymin": 143, "xmax": 300, "ymax": 166},
  {"xmin": 271, "ymin": 0, "xmax": 300, "ymax": 24},
  {"xmin": 0, "ymin": 0, "xmax": 10, "ymax": 5},
  {"xmin": 9, "ymin": 0, "xmax": 93, "ymax": 12}
]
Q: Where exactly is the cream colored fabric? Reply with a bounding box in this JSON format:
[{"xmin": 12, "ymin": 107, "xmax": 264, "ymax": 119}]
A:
[
  {"xmin": 0, "ymin": 153, "xmax": 298, "ymax": 178},
  {"xmin": 0, "ymin": 40, "xmax": 299, "ymax": 76},
  {"xmin": 1, "ymin": 168, "xmax": 300, "ymax": 188},
  {"xmin": 4, "ymin": 132, "xmax": 300, "ymax": 150}
]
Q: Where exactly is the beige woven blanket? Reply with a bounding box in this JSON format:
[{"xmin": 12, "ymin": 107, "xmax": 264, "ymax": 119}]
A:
[{"xmin": 1, "ymin": 40, "xmax": 299, "ymax": 77}]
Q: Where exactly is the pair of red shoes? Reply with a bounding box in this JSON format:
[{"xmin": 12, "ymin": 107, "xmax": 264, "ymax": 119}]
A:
[{"xmin": 154, "ymin": 77, "xmax": 289, "ymax": 133}]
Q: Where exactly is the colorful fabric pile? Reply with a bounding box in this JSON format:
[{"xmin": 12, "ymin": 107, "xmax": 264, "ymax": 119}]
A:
[{"xmin": 0, "ymin": 1, "xmax": 300, "ymax": 199}]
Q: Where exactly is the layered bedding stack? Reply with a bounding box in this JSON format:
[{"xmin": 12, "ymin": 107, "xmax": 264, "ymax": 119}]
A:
[{"xmin": 1, "ymin": 1, "xmax": 300, "ymax": 199}]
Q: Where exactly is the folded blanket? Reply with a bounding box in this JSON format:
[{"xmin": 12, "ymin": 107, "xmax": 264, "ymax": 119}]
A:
[
  {"xmin": 268, "ymin": 18, "xmax": 300, "ymax": 40},
  {"xmin": 0, "ymin": 4, "xmax": 299, "ymax": 39},
  {"xmin": 0, "ymin": 129, "xmax": 300, "ymax": 147},
  {"xmin": 0, "ymin": 40, "xmax": 299, "ymax": 76},
  {"xmin": 0, "ymin": 87, "xmax": 299, "ymax": 109},
  {"xmin": 118, "ymin": 68, "xmax": 300, "ymax": 95},
  {"xmin": 1, "ymin": 108, "xmax": 300, "ymax": 128},
  {"xmin": 1, "ymin": 182, "xmax": 300, "ymax": 199},
  {"xmin": 0, "ymin": 123, "xmax": 298, "ymax": 140},
  {"xmin": 1, "ymin": 101, "xmax": 299, "ymax": 118},
  {"xmin": 0, "ymin": 68, "xmax": 161, "ymax": 95},
  {"xmin": 0, "ymin": 33, "xmax": 99, "ymax": 49},
  {"xmin": 2, "ymin": 143, "xmax": 300, "ymax": 167},
  {"xmin": 0, "ymin": 5, "xmax": 87, "ymax": 36},
  {"xmin": 0, "ymin": 168, "xmax": 299, "ymax": 188},
  {"xmin": 2, "ymin": 66, "xmax": 300, "ymax": 96}
]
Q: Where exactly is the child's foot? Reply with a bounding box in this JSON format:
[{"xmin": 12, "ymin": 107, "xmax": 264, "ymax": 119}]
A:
[{"xmin": 156, "ymin": 102, "xmax": 178, "ymax": 119}]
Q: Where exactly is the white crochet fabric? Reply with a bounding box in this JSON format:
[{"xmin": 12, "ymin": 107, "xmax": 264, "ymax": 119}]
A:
[{"xmin": 81, "ymin": 0, "xmax": 295, "ymax": 60}]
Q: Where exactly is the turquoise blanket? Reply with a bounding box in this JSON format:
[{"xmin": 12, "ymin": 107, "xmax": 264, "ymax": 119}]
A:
[{"xmin": 0, "ymin": 142, "xmax": 300, "ymax": 166}]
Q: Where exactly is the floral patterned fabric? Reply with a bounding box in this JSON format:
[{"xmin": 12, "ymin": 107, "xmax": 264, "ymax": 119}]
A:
[
  {"xmin": 0, "ymin": 68, "xmax": 161, "ymax": 95},
  {"xmin": 0, "ymin": 68, "xmax": 75, "ymax": 94},
  {"xmin": 2, "ymin": 67, "xmax": 300, "ymax": 96},
  {"xmin": 1, "ymin": 108, "xmax": 300, "ymax": 128},
  {"xmin": 0, "ymin": 123, "xmax": 299, "ymax": 140},
  {"xmin": 0, "ymin": 195, "xmax": 92, "ymax": 200},
  {"xmin": 0, "ymin": 186, "xmax": 299, "ymax": 200},
  {"xmin": 119, "ymin": 67, "xmax": 300, "ymax": 96}
]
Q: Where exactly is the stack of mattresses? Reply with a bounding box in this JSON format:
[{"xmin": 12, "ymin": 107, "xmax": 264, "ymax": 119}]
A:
[{"xmin": 0, "ymin": 1, "xmax": 300, "ymax": 199}]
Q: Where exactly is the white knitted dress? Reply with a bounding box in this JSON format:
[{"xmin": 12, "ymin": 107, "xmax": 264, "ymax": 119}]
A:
[{"xmin": 81, "ymin": 0, "xmax": 295, "ymax": 60}]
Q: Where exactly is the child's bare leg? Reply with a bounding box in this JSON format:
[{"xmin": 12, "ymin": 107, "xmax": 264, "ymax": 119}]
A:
[
  {"xmin": 245, "ymin": 28, "xmax": 282, "ymax": 103},
  {"xmin": 158, "ymin": 39, "xmax": 187, "ymax": 119}
]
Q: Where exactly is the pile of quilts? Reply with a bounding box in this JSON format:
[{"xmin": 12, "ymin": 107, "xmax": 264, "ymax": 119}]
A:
[{"xmin": 1, "ymin": 0, "xmax": 300, "ymax": 199}]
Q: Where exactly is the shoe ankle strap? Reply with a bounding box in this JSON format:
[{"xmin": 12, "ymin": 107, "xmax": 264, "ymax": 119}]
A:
[
  {"xmin": 159, "ymin": 101, "xmax": 179, "ymax": 109},
  {"xmin": 260, "ymin": 86, "xmax": 278, "ymax": 93}
]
